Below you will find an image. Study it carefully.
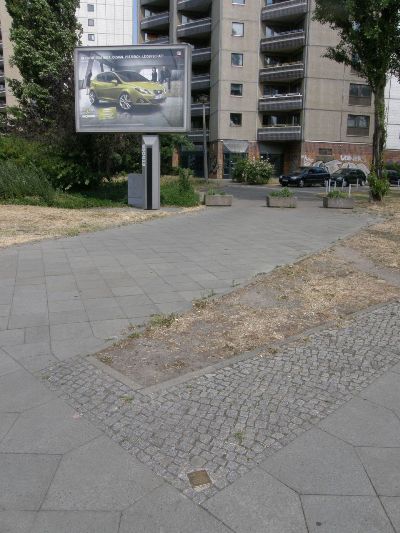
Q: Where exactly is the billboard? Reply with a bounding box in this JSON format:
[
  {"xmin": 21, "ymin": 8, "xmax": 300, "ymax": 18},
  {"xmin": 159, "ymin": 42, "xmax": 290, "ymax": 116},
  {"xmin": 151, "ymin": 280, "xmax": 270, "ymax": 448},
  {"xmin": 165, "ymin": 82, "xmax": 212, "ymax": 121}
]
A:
[{"xmin": 74, "ymin": 44, "xmax": 191, "ymax": 133}]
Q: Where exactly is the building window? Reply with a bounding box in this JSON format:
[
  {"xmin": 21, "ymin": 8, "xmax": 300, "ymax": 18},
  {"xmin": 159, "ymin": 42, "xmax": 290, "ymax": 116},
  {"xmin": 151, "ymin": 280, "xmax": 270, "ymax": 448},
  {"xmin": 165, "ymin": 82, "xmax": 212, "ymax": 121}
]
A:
[
  {"xmin": 319, "ymin": 148, "xmax": 333, "ymax": 156},
  {"xmin": 231, "ymin": 53, "xmax": 243, "ymax": 67},
  {"xmin": 230, "ymin": 83, "xmax": 243, "ymax": 97},
  {"xmin": 88, "ymin": 19, "xmax": 95, "ymax": 26},
  {"xmin": 230, "ymin": 113, "xmax": 242, "ymax": 127},
  {"xmin": 87, "ymin": 3, "xmax": 94, "ymax": 11},
  {"xmin": 349, "ymin": 83, "xmax": 372, "ymax": 106},
  {"xmin": 88, "ymin": 34, "xmax": 95, "ymax": 41},
  {"xmin": 347, "ymin": 114, "xmax": 370, "ymax": 136},
  {"xmin": 233, "ymin": 0, "xmax": 245, "ymax": 4},
  {"xmin": 232, "ymin": 22, "xmax": 244, "ymax": 37}
]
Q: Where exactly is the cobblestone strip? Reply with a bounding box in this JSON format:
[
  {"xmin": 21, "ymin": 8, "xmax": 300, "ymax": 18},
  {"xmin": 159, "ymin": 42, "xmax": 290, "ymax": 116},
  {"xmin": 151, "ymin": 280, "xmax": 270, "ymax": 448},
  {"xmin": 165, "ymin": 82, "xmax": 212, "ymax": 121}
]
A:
[{"xmin": 41, "ymin": 302, "xmax": 400, "ymax": 504}]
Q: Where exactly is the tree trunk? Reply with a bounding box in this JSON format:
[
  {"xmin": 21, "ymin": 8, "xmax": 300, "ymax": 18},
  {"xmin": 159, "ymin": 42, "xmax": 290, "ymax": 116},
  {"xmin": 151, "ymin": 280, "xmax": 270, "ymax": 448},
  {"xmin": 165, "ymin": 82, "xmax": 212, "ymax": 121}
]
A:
[{"xmin": 372, "ymin": 82, "xmax": 387, "ymax": 178}]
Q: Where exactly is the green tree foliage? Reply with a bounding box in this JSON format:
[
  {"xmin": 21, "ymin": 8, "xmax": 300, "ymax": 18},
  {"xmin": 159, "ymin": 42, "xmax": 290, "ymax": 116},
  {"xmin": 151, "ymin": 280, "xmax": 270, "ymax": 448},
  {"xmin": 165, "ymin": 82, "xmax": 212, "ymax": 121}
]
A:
[
  {"xmin": 5, "ymin": 0, "xmax": 81, "ymax": 134},
  {"xmin": 314, "ymin": 0, "xmax": 400, "ymax": 178},
  {"xmin": 232, "ymin": 157, "xmax": 274, "ymax": 185}
]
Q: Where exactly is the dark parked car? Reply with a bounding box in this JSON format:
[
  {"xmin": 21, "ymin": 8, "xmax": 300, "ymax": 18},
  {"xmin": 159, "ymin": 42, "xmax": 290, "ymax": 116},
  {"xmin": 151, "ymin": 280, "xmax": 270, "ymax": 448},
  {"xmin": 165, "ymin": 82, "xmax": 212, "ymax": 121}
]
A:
[
  {"xmin": 330, "ymin": 168, "xmax": 367, "ymax": 187},
  {"xmin": 279, "ymin": 167, "xmax": 330, "ymax": 187},
  {"xmin": 386, "ymin": 169, "xmax": 400, "ymax": 186}
]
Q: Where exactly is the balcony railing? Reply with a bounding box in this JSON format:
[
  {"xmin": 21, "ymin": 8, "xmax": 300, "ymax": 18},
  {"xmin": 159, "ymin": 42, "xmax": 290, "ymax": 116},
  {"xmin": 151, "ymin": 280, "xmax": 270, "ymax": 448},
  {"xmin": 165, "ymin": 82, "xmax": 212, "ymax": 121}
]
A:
[
  {"xmin": 258, "ymin": 125, "xmax": 302, "ymax": 141},
  {"xmin": 144, "ymin": 36, "xmax": 170, "ymax": 44},
  {"xmin": 192, "ymin": 47, "xmax": 212, "ymax": 64},
  {"xmin": 187, "ymin": 129, "xmax": 209, "ymax": 142},
  {"xmin": 177, "ymin": 17, "xmax": 212, "ymax": 39},
  {"xmin": 191, "ymin": 102, "xmax": 210, "ymax": 116},
  {"xmin": 262, "ymin": 0, "xmax": 307, "ymax": 22},
  {"xmin": 191, "ymin": 74, "xmax": 211, "ymax": 91},
  {"xmin": 141, "ymin": 0, "xmax": 169, "ymax": 7},
  {"xmin": 177, "ymin": 0, "xmax": 212, "ymax": 12},
  {"xmin": 261, "ymin": 29, "xmax": 305, "ymax": 52},
  {"xmin": 260, "ymin": 61, "xmax": 304, "ymax": 82},
  {"xmin": 259, "ymin": 93, "xmax": 303, "ymax": 112},
  {"xmin": 140, "ymin": 11, "xmax": 169, "ymax": 31}
]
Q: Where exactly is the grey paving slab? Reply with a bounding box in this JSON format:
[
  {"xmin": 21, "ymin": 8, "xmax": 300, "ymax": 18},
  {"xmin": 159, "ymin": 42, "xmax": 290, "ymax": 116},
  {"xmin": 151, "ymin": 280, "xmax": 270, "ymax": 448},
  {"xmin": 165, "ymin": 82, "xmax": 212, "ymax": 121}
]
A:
[
  {"xmin": 0, "ymin": 348, "xmax": 20, "ymax": 376},
  {"xmin": 8, "ymin": 312, "xmax": 49, "ymax": 329},
  {"xmin": 50, "ymin": 322, "xmax": 93, "ymax": 342},
  {"xmin": 302, "ymin": 496, "xmax": 395, "ymax": 533},
  {"xmin": 357, "ymin": 447, "xmax": 400, "ymax": 496},
  {"xmin": 30, "ymin": 511, "xmax": 121, "ymax": 533},
  {"xmin": 0, "ymin": 328, "xmax": 25, "ymax": 347},
  {"xmin": 24, "ymin": 325, "xmax": 50, "ymax": 344},
  {"xmin": 361, "ymin": 372, "xmax": 400, "ymax": 416},
  {"xmin": 0, "ymin": 370, "xmax": 54, "ymax": 412},
  {"xmin": 50, "ymin": 337, "xmax": 107, "ymax": 360},
  {"xmin": 260, "ymin": 428, "xmax": 375, "ymax": 495},
  {"xmin": 319, "ymin": 398, "xmax": 400, "ymax": 447},
  {"xmin": 120, "ymin": 484, "xmax": 231, "ymax": 533},
  {"xmin": 3, "ymin": 342, "xmax": 56, "ymax": 372},
  {"xmin": 42, "ymin": 435, "xmax": 163, "ymax": 511},
  {"xmin": 204, "ymin": 468, "xmax": 307, "ymax": 533},
  {"xmin": 381, "ymin": 498, "xmax": 400, "ymax": 531},
  {"xmin": 0, "ymin": 512, "xmax": 37, "ymax": 533},
  {"xmin": 0, "ymin": 453, "xmax": 60, "ymax": 510},
  {"xmin": 0, "ymin": 413, "xmax": 19, "ymax": 442},
  {"xmin": 391, "ymin": 361, "xmax": 400, "ymax": 374},
  {"xmin": 48, "ymin": 310, "xmax": 89, "ymax": 325},
  {"xmin": 0, "ymin": 399, "xmax": 101, "ymax": 454}
]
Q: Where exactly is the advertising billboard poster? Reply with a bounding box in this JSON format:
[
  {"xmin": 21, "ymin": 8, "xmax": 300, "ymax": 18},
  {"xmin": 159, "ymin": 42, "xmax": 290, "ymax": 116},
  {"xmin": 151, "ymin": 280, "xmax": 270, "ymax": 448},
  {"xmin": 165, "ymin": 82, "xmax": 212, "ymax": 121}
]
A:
[{"xmin": 74, "ymin": 44, "xmax": 191, "ymax": 133}]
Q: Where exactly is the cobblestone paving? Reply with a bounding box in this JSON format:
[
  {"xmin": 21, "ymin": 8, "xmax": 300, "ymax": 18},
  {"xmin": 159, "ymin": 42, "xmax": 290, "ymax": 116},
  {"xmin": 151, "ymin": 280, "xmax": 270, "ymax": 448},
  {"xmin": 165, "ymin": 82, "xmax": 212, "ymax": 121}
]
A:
[{"xmin": 42, "ymin": 301, "xmax": 400, "ymax": 504}]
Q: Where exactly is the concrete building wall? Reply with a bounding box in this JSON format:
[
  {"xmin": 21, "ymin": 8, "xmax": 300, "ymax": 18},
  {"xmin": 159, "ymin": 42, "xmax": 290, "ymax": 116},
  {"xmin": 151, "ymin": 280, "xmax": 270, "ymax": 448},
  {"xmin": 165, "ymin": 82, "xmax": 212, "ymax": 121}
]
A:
[
  {"xmin": 385, "ymin": 75, "xmax": 400, "ymax": 161},
  {"xmin": 0, "ymin": 0, "xmax": 19, "ymax": 108},
  {"xmin": 77, "ymin": 0, "xmax": 134, "ymax": 46}
]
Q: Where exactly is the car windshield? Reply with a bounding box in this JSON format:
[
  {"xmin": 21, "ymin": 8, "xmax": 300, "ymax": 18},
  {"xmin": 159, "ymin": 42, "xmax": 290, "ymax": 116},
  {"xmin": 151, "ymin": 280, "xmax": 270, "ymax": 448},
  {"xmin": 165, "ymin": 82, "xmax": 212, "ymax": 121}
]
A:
[
  {"xmin": 116, "ymin": 71, "xmax": 148, "ymax": 83},
  {"xmin": 332, "ymin": 170, "xmax": 346, "ymax": 177}
]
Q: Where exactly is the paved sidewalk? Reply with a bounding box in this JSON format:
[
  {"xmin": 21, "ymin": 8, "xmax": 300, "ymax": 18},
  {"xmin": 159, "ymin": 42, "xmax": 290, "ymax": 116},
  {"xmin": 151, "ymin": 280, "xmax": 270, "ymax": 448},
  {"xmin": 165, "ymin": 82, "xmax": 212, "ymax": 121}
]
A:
[
  {"xmin": 2, "ymin": 189, "xmax": 399, "ymax": 533},
  {"xmin": 0, "ymin": 191, "xmax": 371, "ymax": 368}
]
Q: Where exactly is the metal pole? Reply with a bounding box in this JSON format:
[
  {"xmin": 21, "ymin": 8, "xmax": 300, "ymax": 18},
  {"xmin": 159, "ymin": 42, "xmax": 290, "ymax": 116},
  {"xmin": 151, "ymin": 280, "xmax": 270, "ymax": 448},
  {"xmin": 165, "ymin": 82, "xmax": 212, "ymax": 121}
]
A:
[{"xmin": 203, "ymin": 102, "xmax": 208, "ymax": 182}]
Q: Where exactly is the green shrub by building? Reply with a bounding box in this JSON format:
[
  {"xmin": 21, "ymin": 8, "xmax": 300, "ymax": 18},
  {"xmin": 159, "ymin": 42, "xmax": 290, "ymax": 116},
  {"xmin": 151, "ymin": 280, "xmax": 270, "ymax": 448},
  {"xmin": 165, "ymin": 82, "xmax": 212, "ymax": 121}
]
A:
[{"xmin": 232, "ymin": 157, "xmax": 274, "ymax": 185}]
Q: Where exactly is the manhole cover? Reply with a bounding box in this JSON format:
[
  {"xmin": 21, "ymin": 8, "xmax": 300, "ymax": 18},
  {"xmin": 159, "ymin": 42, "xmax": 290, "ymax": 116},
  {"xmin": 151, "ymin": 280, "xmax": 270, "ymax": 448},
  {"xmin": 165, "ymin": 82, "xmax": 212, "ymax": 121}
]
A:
[{"xmin": 187, "ymin": 470, "xmax": 211, "ymax": 488}]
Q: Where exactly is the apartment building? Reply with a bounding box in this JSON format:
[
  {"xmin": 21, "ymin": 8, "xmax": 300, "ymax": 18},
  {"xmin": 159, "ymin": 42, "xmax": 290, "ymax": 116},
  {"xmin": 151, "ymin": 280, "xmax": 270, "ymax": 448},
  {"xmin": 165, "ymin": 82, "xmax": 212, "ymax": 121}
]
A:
[
  {"xmin": 386, "ymin": 75, "xmax": 400, "ymax": 162},
  {"xmin": 0, "ymin": 0, "xmax": 19, "ymax": 110},
  {"xmin": 138, "ymin": 0, "xmax": 378, "ymax": 177},
  {"xmin": 77, "ymin": 0, "xmax": 134, "ymax": 46}
]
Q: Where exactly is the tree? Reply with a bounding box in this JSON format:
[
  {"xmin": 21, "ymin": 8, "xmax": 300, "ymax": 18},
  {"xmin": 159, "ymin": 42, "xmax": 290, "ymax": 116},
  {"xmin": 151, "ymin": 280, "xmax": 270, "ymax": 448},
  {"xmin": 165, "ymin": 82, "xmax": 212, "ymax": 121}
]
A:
[
  {"xmin": 314, "ymin": 0, "xmax": 400, "ymax": 177},
  {"xmin": 5, "ymin": 0, "xmax": 81, "ymax": 136}
]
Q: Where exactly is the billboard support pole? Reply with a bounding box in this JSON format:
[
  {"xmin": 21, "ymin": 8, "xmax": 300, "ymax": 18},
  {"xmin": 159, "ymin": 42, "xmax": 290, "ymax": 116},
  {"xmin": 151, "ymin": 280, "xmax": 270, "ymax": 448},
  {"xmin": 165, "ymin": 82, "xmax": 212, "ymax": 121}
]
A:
[{"xmin": 142, "ymin": 135, "xmax": 160, "ymax": 210}]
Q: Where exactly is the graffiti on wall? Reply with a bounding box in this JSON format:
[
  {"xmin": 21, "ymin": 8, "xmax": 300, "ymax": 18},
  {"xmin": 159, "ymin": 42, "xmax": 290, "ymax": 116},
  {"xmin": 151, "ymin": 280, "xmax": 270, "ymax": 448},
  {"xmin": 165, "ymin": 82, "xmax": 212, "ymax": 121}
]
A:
[{"xmin": 301, "ymin": 154, "xmax": 370, "ymax": 175}]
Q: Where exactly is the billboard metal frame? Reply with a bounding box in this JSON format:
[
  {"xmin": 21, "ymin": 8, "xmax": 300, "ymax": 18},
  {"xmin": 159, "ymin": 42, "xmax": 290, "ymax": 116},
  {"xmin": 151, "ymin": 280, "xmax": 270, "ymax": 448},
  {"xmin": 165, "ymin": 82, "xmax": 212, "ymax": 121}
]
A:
[{"xmin": 74, "ymin": 44, "xmax": 192, "ymax": 134}]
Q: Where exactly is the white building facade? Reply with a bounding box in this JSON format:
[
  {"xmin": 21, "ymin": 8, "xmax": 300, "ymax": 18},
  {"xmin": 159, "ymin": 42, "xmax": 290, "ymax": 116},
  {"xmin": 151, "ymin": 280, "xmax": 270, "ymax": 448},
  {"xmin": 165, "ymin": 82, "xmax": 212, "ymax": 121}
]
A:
[
  {"xmin": 77, "ymin": 0, "xmax": 134, "ymax": 47},
  {"xmin": 386, "ymin": 76, "xmax": 400, "ymax": 159}
]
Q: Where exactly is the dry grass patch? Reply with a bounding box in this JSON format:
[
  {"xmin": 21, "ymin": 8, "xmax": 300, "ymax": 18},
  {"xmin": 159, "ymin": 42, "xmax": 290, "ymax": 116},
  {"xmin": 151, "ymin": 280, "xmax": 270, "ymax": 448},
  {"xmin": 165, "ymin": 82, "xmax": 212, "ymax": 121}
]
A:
[
  {"xmin": 100, "ymin": 247, "xmax": 400, "ymax": 387},
  {"xmin": 0, "ymin": 205, "xmax": 202, "ymax": 248}
]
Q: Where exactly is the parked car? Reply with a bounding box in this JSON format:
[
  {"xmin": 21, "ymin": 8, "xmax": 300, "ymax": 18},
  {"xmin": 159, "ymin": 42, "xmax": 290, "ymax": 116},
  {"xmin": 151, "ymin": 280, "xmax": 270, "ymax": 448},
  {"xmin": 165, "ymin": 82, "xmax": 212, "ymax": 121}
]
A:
[
  {"xmin": 279, "ymin": 167, "xmax": 330, "ymax": 187},
  {"xmin": 386, "ymin": 169, "xmax": 400, "ymax": 185},
  {"xmin": 329, "ymin": 168, "xmax": 367, "ymax": 187},
  {"xmin": 89, "ymin": 71, "xmax": 167, "ymax": 111}
]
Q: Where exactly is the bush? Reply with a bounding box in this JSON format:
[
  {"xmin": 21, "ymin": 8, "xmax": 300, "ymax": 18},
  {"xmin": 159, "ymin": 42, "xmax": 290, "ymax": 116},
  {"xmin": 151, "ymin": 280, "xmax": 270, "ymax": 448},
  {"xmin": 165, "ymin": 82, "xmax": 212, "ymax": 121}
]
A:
[
  {"xmin": 232, "ymin": 157, "xmax": 274, "ymax": 185},
  {"xmin": 0, "ymin": 161, "xmax": 55, "ymax": 204},
  {"xmin": 270, "ymin": 187, "xmax": 293, "ymax": 198},
  {"xmin": 160, "ymin": 172, "xmax": 199, "ymax": 207},
  {"xmin": 327, "ymin": 190, "xmax": 347, "ymax": 199},
  {"xmin": 369, "ymin": 173, "xmax": 390, "ymax": 201}
]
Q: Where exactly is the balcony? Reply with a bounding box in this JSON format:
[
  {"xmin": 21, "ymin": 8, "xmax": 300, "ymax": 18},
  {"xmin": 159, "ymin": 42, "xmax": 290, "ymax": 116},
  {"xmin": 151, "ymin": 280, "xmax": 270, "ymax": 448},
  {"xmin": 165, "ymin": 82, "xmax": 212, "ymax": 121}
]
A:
[
  {"xmin": 192, "ymin": 47, "xmax": 212, "ymax": 64},
  {"xmin": 260, "ymin": 61, "xmax": 304, "ymax": 82},
  {"xmin": 259, "ymin": 93, "xmax": 303, "ymax": 112},
  {"xmin": 191, "ymin": 74, "xmax": 211, "ymax": 91},
  {"xmin": 140, "ymin": 11, "xmax": 169, "ymax": 32},
  {"xmin": 187, "ymin": 129, "xmax": 209, "ymax": 142},
  {"xmin": 191, "ymin": 102, "xmax": 210, "ymax": 116},
  {"xmin": 262, "ymin": 0, "xmax": 307, "ymax": 23},
  {"xmin": 144, "ymin": 35, "xmax": 170, "ymax": 44},
  {"xmin": 177, "ymin": 17, "xmax": 212, "ymax": 39},
  {"xmin": 257, "ymin": 125, "xmax": 302, "ymax": 141},
  {"xmin": 177, "ymin": 0, "xmax": 212, "ymax": 11},
  {"xmin": 261, "ymin": 29, "xmax": 305, "ymax": 52},
  {"xmin": 141, "ymin": 0, "xmax": 168, "ymax": 7}
]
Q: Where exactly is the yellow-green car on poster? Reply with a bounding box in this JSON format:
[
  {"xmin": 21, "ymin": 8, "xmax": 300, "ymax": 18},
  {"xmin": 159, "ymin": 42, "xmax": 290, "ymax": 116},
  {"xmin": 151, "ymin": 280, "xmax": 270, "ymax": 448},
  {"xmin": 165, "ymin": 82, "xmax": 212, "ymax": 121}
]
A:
[{"xmin": 89, "ymin": 71, "xmax": 167, "ymax": 111}]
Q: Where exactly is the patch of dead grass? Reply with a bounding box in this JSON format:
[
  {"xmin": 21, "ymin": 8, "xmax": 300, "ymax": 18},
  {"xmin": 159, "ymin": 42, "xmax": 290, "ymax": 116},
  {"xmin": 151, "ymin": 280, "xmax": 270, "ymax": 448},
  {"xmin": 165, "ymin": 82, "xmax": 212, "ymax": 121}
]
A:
[{"xmin": 0, "ymin": 205, "xmax": 202, "ymax": 248}]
